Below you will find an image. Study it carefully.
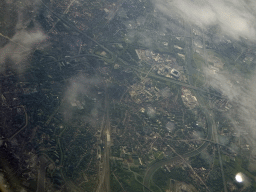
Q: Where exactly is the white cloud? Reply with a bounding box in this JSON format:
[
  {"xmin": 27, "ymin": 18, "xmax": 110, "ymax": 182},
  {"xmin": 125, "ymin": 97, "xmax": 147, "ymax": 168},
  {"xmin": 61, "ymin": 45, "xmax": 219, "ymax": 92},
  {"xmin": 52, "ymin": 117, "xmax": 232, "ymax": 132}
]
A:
[
  {"xmin": 204, "ymin": 65, "xmax": 256, "ymax": 146},
  {"xmin": 147, "ymin": 106, "xmax": 156, "ymax": 118},
  {"xmin": 0, "ymin": 0, "xmax": 47, "ymax": 74},
  {"xmin": 153, "ymin": 0, "xmax": 256, "ymax": 147},
  {"xmin": 203, "ymin": 67, "xmax": 241, "ymax": 100},
  {"xmin": 0, "ymin": 30, "xmax": 47, "ymax": 73},
  {"xmin": 62, "ymin": 75, "xmax": 102, "ymax": 122},
  {"xmin": 152, "ymin": 0, "xmax": 256, "ymax": 41}
]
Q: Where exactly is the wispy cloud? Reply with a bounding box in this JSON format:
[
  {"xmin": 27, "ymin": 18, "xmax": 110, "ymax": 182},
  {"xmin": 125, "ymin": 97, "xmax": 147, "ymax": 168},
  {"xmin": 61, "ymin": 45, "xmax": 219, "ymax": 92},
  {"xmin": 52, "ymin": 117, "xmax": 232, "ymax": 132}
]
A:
[
  {"xmin": 0, "ymin": 0, "xmax": 47, "ymax": 73},
  {"xmin": 0, "ymin": 30, "xmax": 47, "ymax": 73},
  {"xmin": 152, "ymin": 0, "xmax": 256, "ymax": 41},
  {"xmin": 204, "ymin": 65, "xmax": 256, "ymax": 147},
  {"xmin": 150, "ymin": 0, "xmax": 256, "ymax": 148},
  {"xmin": 61, "ymin": 74, "xmax": 103, "ymax": 123},
  {"xmin": 203, "ymin": 67, "xmax": 241, "ymax": 100}
]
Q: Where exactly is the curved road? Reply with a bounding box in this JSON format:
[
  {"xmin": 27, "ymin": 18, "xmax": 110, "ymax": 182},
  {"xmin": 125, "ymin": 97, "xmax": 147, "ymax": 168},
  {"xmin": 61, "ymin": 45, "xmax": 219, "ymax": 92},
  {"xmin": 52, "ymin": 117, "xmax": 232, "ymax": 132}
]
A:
[
  {"xmin": 143, "ymin": 105, "xmax": 214, "ymax": 192},
  {"xmin": 143, "ymin": 25, "xmax": 215, "ymax": 191}
]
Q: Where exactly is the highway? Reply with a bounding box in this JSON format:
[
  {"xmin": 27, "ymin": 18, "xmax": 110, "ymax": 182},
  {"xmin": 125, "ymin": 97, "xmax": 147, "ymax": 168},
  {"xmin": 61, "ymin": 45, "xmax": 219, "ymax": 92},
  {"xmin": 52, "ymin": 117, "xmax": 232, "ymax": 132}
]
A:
[
  {"xmin": 201, "ymin": 28, "xmax": 228, "ymax": 192},
  {"xmin": 96, "ymin": 85, "xmax": 111, "ymax": 192},
  {"xmin": 36, "ymin": 155, "xmax": 50, "ymax": 192}
]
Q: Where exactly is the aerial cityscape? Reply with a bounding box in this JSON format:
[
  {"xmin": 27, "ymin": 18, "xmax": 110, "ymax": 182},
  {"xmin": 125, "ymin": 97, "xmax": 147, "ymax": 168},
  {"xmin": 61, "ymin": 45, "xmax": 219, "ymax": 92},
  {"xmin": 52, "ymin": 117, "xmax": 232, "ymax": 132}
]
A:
[{"xmin": 1, "ymin": 0, "xmax": 256, "ymax": 191}]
